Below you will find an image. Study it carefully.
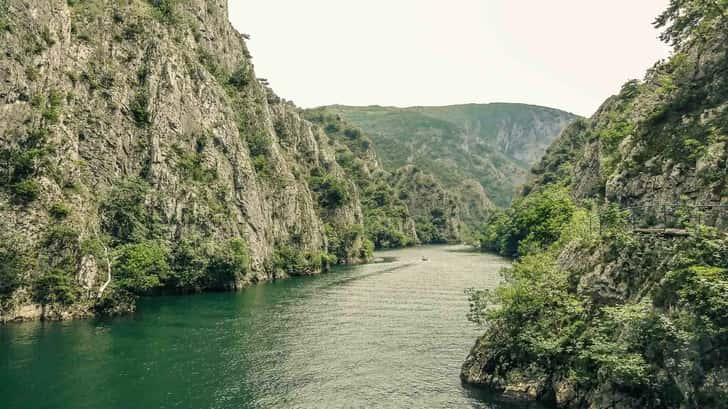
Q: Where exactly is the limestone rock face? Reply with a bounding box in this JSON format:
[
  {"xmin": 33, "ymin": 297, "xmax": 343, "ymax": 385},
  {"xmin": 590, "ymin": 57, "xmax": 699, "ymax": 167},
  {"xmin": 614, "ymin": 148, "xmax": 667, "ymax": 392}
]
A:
[
  {"xmin": 0, "ymin": 0, "xmax": 369, "ymax": 320},
  {"xmin": 462, "ymin": 13, "xmax": 728, "ymax": 409},
  {"xmin": 523, "ymin": 57, "xmax": 727, "ymax": 230}
]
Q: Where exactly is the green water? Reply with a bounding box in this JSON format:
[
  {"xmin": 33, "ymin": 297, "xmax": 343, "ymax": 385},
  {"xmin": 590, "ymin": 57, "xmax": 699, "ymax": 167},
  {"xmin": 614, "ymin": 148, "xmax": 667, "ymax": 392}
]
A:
[{"xmin": 1, "ymin": 245, "xmax": 546, "ymax": 409}]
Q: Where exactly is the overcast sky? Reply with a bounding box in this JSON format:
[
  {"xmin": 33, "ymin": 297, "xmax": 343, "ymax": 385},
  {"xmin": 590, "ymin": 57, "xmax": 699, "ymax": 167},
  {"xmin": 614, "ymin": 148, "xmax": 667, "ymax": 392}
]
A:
[{"xmin": 228, "ymin": 0, "xmax": 671, "ymax": 117}]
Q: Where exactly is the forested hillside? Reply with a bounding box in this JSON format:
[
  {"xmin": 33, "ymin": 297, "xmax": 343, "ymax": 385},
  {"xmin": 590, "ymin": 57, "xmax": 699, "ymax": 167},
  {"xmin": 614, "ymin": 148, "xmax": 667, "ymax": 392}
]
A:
[
  {"xmin": 328, "ymin": 104, "xmax": 578, "ymax": 206},
  {"xmin": 304, "ymin": 109, "xmax": 479, "ymax": 246},
  {"xmin": 462, "ymin": 2, "xmax": 728, "ymax": 408}
]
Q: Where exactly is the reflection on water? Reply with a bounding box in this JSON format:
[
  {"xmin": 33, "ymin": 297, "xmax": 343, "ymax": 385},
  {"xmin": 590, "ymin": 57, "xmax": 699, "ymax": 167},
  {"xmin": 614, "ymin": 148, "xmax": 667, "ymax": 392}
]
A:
[{"xmin": 0, "ymin": 245, "xmax": 546, "ymax": 409}]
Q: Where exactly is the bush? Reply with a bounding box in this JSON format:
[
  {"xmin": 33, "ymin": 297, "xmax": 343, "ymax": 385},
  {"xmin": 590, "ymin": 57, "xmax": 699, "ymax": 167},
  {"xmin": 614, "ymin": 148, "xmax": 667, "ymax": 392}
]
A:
[
  {"xmin": 228, "ymin": 66, "xmax": 250, "ymax": 90},
  {"xmin": 360, "ymin": 238, "xmax": 375, "ymax": 260},
  {"xmin": 247, "ymin": 131, "xmax": 272, "ymax": 157},
  {"xmin": 41, "ymin": 225, "xmax": 81, "ymax": 271},
  {"xmin": 167, "ymin": 238, "xmax": 250, "ymax": 291},
  {"xmin": 467, "ymin": 251, "xmax": 586, "ymax": 375},
  {"xmin": 32, "ymin": 269, "xmax": 80, "ymax": 306},
  {"xmin": 365, "ymin": 212, "xmax": 411, "ymax": 249},
  {"xmin": 94, "ymin": 286, "xmax": 137, "ymax": 316},
  {"xmin": 0, "ymin": 240, "xmax": 25, "ymax": 301},
  {"xmin": 11, "ymin": 179, "xmax": 40, "ymax": 204},
  {"xmin": 252, "ymin": 155, "xmax": 268, "ymax": 175},
  {"xmin": 470, "ymin": 210, "xmax": 728, "ymax": 406},
  {"xmin": 309, "ymin": 175, "xmax": 350, "ymax": 209},
  {"xmin": 113, "ymin": 241, "xmax": 170, "ymax": 293},
  {"xmin": 176, "ymin": 149, "xmax": 216, "ymax": 183},
  {"xmin": 414, "ymin": 217, "xmax": 447, "ymax": 244},
  {"xmin": 130, "ymin": 89, "xmax": 151, "ymax": 127},
  {"xmin": 324, "ymin": 122, "xmax": 341, "ymax": 134},
  {"xmin": 207, "ymin": 239, "xmax": 250, "ymax": 286},
  {"xmin": 364, "ymin": 182, "xmax": 395, "ymax": 207},
  {"xmin": 41, "ymin": 90, "xmax": 63, "ymax": 123},
  {"xmin": 167, "ymin": 238, "xmax": 208, "ymax": 291},
  {"xmin": 271, "ymin": 245, "xmax": 331, "ymax": 275},
  {"xmin": 343, "ymin": 127, "xmax": 361, "ymax": 139},
  {"xmin": 479, "ymin": 186, "xmax": 575, "ymax": 257},
  {"xmin": 149, "ymin": 0, "xmax": 178, "ymax": 24},
  {"xmin": 49, "ymin": 202, "xmax": 71, "ymax": 220},
  {"xmin": 325, "ymin": 224, "xmax": 367, "ymax": 262},
  {"xmin": 100, "ymin": 177, "xmax": 149, "ymax": 245}
]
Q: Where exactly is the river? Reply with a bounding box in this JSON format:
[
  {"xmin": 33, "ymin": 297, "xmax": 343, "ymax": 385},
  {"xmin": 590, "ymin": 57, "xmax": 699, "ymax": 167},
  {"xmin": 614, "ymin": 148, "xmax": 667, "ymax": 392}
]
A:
[{"xmin": 1, "ymin": 245, "xmax": 546, "ymax": 409}]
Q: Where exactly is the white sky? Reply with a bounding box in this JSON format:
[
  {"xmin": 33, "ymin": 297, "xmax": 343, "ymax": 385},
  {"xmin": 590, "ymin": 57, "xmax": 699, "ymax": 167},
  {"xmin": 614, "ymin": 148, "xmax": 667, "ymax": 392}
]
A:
[{"xmin": 228, "ymin": 0, "xmax": 672, "ymax": 117}]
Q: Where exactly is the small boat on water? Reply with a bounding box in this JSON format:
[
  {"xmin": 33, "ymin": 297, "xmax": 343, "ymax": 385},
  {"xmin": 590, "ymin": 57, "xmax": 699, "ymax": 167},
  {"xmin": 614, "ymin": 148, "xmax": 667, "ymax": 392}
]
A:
[{"xmin": 421, "ymin": 256, "xmax": 429, "ymax": 262}]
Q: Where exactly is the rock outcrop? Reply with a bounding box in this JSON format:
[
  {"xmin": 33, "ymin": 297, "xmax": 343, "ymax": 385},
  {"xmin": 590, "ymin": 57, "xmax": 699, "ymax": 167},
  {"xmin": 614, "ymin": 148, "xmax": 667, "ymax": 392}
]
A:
[
  {"xmin": 0, "ymin": 0, "xmax": 369, "ymax": 320},
  {"xmin": 462, "ymin": 3, "xmax": 728, "ymax": 407}
]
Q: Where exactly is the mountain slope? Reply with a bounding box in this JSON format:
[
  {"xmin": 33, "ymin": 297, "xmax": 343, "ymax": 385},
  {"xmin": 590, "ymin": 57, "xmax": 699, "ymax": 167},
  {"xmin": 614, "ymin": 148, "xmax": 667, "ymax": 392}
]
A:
[
  {"xmin": 327, "ymin": 104, "xmax": 579, "ymax": 206},
  {"xmin": 304, "ymin": 108, "xmax": 474, "ymax": 246},
  {"xmin": 462, "ymin": 2, "xmax": 728, "ymax": 407},
  {"xmin": 0, "ymin": 0, "xmax": 374, "ymax": 321}
]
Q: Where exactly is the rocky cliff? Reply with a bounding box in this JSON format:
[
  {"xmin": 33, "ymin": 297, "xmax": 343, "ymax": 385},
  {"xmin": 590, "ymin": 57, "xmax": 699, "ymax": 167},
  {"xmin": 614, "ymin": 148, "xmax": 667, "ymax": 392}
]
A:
[
  {"xmin": 304, "ymin": 108, "xmax": 471, "ymax": 246},
  {"xmin": 0, "ymin": 0, "xmax": 371, "ymax": 321},
  {"xmin": 463, "ymin": 2, "xmax": 728, "ymax": 408},
  {"xmin": 327, "ymin": 104, "xmax": 579, "ymax": 206}
]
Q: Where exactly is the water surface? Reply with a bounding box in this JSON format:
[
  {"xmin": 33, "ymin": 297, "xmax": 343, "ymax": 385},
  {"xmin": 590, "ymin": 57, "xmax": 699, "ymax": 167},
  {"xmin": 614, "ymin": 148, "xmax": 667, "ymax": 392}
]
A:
[{"xmin": 1, "ymin": 245, "xmax": 546, "ymax": 409}]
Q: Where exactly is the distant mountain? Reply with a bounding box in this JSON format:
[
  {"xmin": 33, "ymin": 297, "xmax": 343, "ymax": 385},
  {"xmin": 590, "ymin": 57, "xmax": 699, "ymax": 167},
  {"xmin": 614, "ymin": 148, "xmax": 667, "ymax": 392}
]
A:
[
  {"xmin": 325, "ymin": 104, "xmax": 579, "ymax": 206},
  {"xmin": 304, "ymin": 109, "xmax": 484, "ymax": 246}
]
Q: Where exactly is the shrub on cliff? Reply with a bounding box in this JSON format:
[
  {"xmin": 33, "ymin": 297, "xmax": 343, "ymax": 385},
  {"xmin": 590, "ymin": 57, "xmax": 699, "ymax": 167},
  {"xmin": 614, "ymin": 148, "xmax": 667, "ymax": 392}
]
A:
[
  {"xmin": 0, "ymin": 237, "xmax": 27, "ymax": 304},
  {"xmin": 470, "ymin": 209, "xmax": 728, "ymax": 406},
  {"xmin": 325, "ymin": 224, "xmax": 369, "ymax": 263},
  {"xmin": 271, "ymin": 246, "xmax": 334, "ymax": 275},
  {"xmin": 148, "ymin": 0, "xmax": 178, "ymax": 24},
  {"xmin": 167, "ymin": 237, "xmax": 251, "ymax": 291},
  {"xmin": 10, "ymin": 179, "xmax": 41, "ymax": 205},
  {"xmin": 479, "ymin": 186, "xmax": 575, "ymax": 257},
  {"xmin": 113, "ymin": 241, "xmax": 170, "ymax": 294},
  {"xmin": 32, "ymin": 269, "xmax": 80, "ymax": 306},
  {"xmin": 100, "ymin": 177, "xmax": 150, "ymax": 245},
  {"xmin": 309, "ymin": 175, "xmax": 350, "ymax": 209},
  {"xmin": 207, "ymin": 239, "xmax": 250, "ymax": 287},
  {"xmin": 365, "ymin": 212, "xmax": 412, "ymax": 248}
]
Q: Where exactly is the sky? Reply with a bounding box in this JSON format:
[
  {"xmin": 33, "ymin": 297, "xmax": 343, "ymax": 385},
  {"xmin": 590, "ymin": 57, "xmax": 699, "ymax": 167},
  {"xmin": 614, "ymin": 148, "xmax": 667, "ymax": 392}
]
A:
[{"xmin": 228, "ymin": 0, "xmax": 672, "ymax": 117}]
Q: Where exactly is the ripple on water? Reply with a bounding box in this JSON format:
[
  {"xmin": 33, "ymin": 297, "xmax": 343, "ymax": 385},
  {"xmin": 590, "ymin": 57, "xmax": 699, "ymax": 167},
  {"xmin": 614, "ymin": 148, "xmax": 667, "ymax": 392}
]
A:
[{"xmin": 1, "ymin": 245, "xmax": 547, "ymax": 409}]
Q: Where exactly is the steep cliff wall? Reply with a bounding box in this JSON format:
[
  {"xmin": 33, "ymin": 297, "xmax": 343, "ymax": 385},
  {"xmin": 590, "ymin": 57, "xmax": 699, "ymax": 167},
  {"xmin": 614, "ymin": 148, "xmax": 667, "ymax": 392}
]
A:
[
  {"xmin": 0, "ymin": 0, "xmax": 368, "ymax": 321},
  {"xmin": 463, "ymin": 3, "xmax": 728, "ymax": 408}
]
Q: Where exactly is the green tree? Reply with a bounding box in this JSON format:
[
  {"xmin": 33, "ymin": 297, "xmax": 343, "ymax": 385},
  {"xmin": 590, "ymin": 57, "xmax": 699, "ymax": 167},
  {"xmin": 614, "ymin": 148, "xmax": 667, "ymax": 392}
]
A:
[
  {"xmin": 113, "ymin": 242, "xmax": 170, "ymax": 293},
  {"xmin": 168, "ymin": 238, "xmax": 209, "ymax": 290},
  {"xmin": 309, "ymin": 175, "xmax": 350, "ymax": 209},
  {"xmin": 41, "ymin": 225, "xmax": 81, "ymax": 271},
  {"xmin": 100, "ymin": 177, "xmax": 150, "ymax": 245},
  {"xmin": 479, "ymin": 186, "xmax": 575, "ymax": 257},
  {"xmin": 207, "ymin": 239, "xmax": 250, "ymax": 286},
  {"xmin": 654, "ymin": 0, "xmax": 728, "ymax": 48},
  {"xmin": 33, "ymin": 270, "xmax": 80, "ymax": 306}
]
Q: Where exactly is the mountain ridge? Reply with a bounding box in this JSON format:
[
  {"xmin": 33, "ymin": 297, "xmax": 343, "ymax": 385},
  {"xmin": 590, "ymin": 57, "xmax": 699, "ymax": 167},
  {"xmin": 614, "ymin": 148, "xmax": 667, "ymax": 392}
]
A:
[{"xmin": 326, "ymin": 103, "xmax": 579, "ymax": 206}]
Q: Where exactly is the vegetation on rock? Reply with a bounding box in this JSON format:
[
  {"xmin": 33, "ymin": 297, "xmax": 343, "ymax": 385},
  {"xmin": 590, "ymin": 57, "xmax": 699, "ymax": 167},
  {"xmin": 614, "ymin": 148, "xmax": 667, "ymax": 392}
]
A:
[
  {"xmin": 0, "ymin": 0, "xmax": 373, "ymax": 321},
  {"xmin": 305, "ymin": 109, "xmax": 469, "ymax": 247},
  {"xmin": 328, "ymin": 104, "xmax": 578, "ymax": 206},
  {"xmin": 464, "ymin": 2, "xmax": 728, "ymax": 407}
]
